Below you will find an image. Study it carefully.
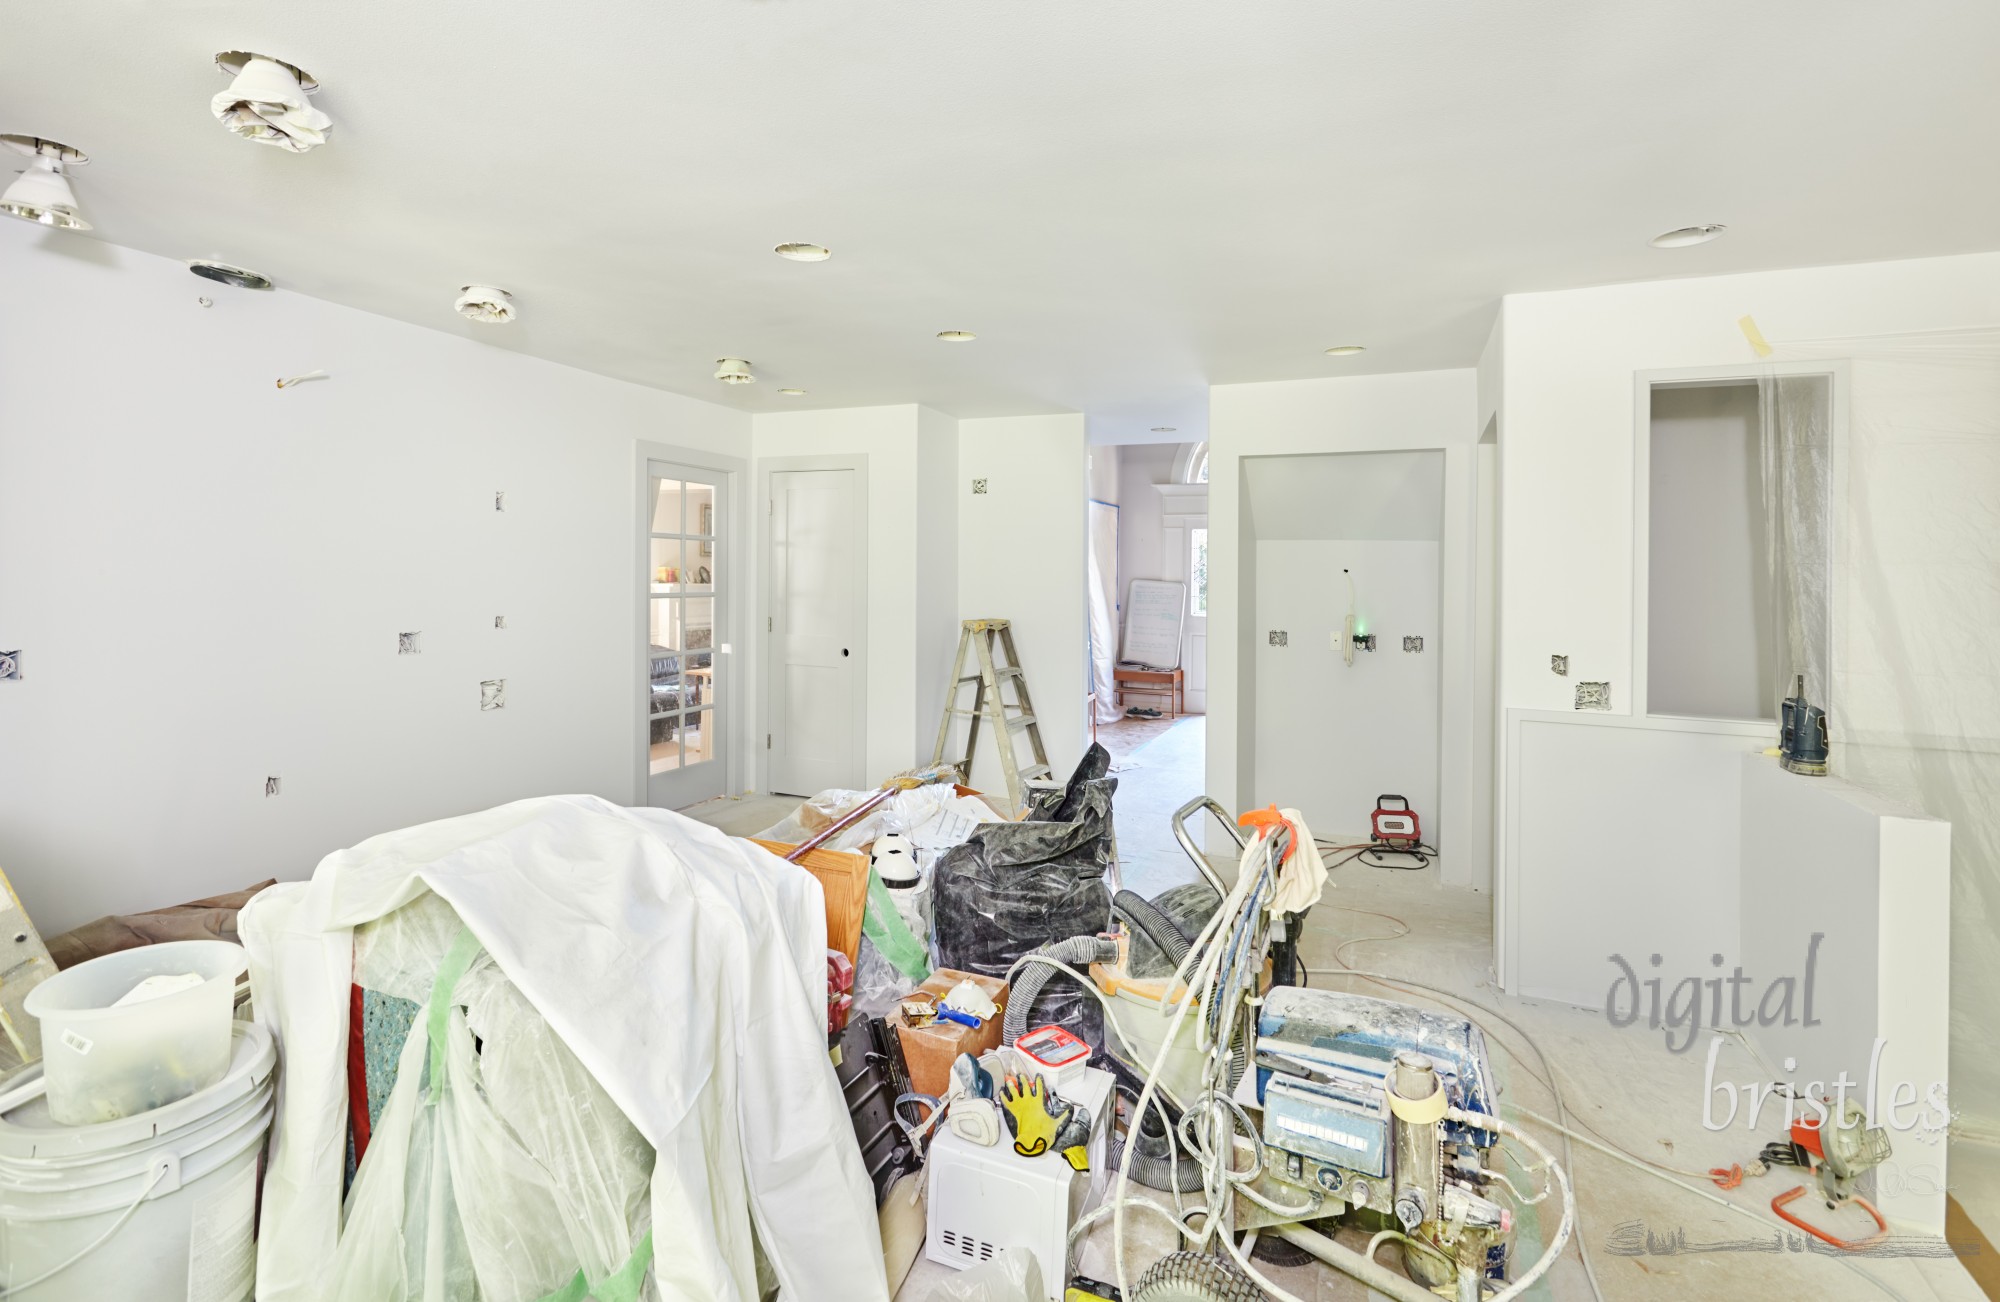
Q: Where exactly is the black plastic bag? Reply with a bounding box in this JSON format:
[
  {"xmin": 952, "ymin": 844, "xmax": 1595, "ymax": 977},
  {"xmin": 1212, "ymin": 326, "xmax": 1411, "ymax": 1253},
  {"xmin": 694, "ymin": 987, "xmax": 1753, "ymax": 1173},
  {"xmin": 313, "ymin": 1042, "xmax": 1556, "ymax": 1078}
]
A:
[{"xmin": 933, "ymin": 746, "xmax": 1117, "ymax": 1051}]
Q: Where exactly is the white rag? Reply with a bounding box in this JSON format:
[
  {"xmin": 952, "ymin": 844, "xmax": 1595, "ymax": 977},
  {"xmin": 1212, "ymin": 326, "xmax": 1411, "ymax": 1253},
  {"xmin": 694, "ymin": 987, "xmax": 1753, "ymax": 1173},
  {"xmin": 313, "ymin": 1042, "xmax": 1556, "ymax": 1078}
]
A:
[
  {"xmin": 212, "ymin": 56, "xmax": 332, "ymax": 153},
  {"xmin": 1264, "ymin": 807, "xmax": 1330, "ymax": 915}
]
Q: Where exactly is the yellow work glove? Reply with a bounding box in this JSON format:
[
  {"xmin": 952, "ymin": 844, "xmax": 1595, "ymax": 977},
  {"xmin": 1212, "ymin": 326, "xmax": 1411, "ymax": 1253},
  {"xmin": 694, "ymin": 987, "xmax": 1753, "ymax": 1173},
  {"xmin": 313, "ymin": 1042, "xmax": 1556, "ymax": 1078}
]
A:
[{"xmin": 998, "ymin": 1074, "xmax": 1070, "ymax": 1158}]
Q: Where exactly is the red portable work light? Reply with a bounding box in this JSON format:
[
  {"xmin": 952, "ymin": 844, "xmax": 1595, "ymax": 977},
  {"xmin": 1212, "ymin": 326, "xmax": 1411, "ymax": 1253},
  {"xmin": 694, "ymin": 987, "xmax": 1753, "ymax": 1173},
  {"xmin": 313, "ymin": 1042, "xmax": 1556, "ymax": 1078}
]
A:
[{"xmin": 1371, "ymin": 795, "xmax": 1421, "ymax": 848}]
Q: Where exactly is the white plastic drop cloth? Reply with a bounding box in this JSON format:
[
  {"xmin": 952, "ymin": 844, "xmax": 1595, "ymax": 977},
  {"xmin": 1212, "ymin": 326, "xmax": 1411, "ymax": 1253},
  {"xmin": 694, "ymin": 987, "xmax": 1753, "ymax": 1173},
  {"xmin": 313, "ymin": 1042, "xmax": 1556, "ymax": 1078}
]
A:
[{"xmin": 240, "ymin": 795, "xmax": 887, "ymax": 1302}]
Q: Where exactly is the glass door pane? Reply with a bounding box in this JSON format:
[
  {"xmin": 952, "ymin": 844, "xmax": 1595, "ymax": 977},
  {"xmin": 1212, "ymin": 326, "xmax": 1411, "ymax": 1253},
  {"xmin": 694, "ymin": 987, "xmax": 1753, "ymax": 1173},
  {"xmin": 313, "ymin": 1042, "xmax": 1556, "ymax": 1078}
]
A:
[{"xmin": 646, "ymin": 466, "xmax": 725, "ymax": 802}]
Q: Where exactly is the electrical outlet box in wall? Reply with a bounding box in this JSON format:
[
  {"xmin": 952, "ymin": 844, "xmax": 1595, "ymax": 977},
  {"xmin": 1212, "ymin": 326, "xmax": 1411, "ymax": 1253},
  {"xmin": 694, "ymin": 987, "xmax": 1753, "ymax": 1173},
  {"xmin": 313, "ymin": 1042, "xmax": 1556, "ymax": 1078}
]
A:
[
  {"xmin": 1402, "ymin": 636, "xmax": 1423, "ymax": 653},
  {"xmin": 1268, "ymin": 630, "xmax": 1288, "ymax": 646},
  {"xmin": 398, "ymin": 632, "xmax": 422, "ymax": 655},
  {"xmin": 481, "ymin": 679, "xmax": 506, "ymax": 711},
  {"xmin": 495, "ymin": 491, "xmax": 506, "ymax": 512},
  {"xmin": 494, "ymin": 616, "xmax": 506, "ymax": 629},
  {"xmin": 1551, "ymin": 654, "xmax": 1569, "ymax": 676},
  {"xmin": 1575, "ymin": 681, "xmax": 1611, "ymax": 711},
  {"xmin": 971, "ymin": 478, "xmax": 988, "ymax": 495},
  {"xmin": 265, "ymin": 776, "xmax": 281, "ymax": 796},
  {"xmin": 0, "ymin": 651, "xmax": 18, "ymax": 682}
]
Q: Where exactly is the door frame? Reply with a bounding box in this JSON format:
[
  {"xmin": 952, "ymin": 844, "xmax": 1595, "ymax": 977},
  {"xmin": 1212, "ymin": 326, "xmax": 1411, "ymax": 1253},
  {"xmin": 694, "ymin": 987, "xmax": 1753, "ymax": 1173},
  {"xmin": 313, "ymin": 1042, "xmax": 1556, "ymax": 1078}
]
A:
[
  {"xmin": 634, "ymin": 440, "xmax": 750, "ymax": 807},
  {"xmin": 759, "ymin": 454, "xmax": 870, "ymax": 795},
  {"xmin": 1158, "ymin": 482, "xmax": 1208, "ymax": 711}
]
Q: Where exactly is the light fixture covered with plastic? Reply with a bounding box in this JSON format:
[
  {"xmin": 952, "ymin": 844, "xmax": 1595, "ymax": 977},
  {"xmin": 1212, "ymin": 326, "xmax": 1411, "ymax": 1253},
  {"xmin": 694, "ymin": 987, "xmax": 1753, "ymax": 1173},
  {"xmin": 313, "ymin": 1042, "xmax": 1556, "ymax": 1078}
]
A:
[
  {"xmin": 1650, "ymin": 224, "xmax": 1726, "ymax": 248},
  {"xmin": 1151, "ymin": 426, "xmax": 1176, "ymax": 433},
  {"xmin": 455, "ymin": 285, "xmax": 516, "ymax": 324},
  {"xmin": 778, "ymin": 388, "xmax": 807, "ymax": 396},
  {"xmin": 0, "ymin": 136, "xmax": 90, "ymax": 231},
  {"xmin": 936, "ymin": 330, "xmax": 976, "ymax": 342},
  {"xmin": 1324, "ymin": 345, "xmax": 1365, "ymax": 356},
  {"xmin": 213, "ymin": 52, "xmax": 331, "ymax": 153},
  {"xmin": 715, "ymin": 358, "xmax": 755, "ymax": 385},
  {"xmin": 774, "ymin": 243, "xmax": 831, "ymax": 262}
]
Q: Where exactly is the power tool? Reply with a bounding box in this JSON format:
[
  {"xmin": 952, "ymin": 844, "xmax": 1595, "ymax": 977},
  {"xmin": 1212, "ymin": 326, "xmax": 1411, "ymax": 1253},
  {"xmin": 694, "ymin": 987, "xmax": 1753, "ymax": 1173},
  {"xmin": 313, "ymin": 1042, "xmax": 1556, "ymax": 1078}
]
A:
[{"xmin": 1780, "ymin": 675, "xmax": 1830, "ymax": 776}]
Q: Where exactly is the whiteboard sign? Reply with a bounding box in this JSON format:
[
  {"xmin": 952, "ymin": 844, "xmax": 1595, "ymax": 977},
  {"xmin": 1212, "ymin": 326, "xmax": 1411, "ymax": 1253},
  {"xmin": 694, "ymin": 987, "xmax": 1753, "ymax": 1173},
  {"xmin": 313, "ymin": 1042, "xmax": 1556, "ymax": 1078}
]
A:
[{"xmin": 1120, "ymin": 579, "xmax": 1186, "ymax": 669}]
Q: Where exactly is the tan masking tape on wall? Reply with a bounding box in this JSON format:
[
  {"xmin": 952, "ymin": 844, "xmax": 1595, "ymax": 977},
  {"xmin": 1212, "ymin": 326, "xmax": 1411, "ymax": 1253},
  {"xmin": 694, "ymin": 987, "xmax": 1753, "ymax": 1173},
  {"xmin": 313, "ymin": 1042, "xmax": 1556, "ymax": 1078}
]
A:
[{"xmin": 1738, "ymin": 315, "xmax": 1774, "ymax": 359}]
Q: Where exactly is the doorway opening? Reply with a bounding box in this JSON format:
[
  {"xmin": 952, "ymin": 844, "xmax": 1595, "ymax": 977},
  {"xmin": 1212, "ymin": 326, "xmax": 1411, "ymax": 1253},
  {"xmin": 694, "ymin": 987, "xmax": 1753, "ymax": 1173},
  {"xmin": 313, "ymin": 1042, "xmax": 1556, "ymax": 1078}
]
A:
[
  {"xmin": 1240, "ymin": 449, "xmax": 1445, "ymax": 870},
  {"xmin": 1086, "ymin": 438, "xmax": 1210, "ymax": 897}
]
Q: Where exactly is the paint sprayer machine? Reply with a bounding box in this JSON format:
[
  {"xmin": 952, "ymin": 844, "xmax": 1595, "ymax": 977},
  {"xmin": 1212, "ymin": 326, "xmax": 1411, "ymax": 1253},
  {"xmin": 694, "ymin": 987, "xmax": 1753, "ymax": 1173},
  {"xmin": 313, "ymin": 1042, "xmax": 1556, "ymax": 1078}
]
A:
[{"xmin": 1043, "ymin": 798, "xmax": 1575, "ymax": 1302}]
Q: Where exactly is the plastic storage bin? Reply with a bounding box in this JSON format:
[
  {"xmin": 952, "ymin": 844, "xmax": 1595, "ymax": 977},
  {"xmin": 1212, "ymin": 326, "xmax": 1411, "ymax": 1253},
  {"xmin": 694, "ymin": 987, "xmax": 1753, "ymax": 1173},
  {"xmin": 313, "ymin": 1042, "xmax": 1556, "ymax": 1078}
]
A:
[{"xmin": 23, "ymin": 940, "xmax": 247, "ymax": 1126}]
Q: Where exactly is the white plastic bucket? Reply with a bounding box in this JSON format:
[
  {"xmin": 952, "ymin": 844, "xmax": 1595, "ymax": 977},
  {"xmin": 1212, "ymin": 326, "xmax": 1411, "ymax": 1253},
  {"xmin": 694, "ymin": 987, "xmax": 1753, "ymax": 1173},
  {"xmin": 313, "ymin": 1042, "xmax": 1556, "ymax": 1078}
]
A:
[
  {"xmin": 0, "ymin": 1021, "xmax": 274, "ymax": 1302},
  {"xmin": 24, "ymin": 940, "xmax": 247, "ymax": 1125}
]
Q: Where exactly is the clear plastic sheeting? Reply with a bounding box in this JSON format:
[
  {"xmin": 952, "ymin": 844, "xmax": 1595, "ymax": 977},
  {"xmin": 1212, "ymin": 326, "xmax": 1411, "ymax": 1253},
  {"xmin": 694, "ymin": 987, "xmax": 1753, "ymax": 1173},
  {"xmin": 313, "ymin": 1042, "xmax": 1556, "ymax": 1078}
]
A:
[
  {"xmin": 345, "ymin": 894, "xmax": 654, "ymax": 1300},
  {"xmin": 1758, "ymin": 371, "xmax": 1836, "ymax": 713},
  {"xmin": 922, "ymin": 1247, "xmax": 1044, "ymax": 1302},
  {"xmin": 1765, "ymin": 328, "xmax": 2000, "ymax": 1145},
  {"xmin": 329, "ymin": 926, "xmax": 654, "ymax": 1302},
  {"xmin": 1087, "ymin": 500, "xmax": 1125, "ymax": 726}
]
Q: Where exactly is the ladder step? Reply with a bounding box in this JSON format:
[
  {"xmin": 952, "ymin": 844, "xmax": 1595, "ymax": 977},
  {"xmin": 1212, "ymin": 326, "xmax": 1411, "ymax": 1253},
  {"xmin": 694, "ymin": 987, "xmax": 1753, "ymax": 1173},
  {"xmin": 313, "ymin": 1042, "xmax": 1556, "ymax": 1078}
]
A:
[
  {"xmin": 1006, "ymin": 714, "xmax": 1037, "ymax": 731},
  {"xmin": 955, "ymin": 668, "xmax": 1023, "ymax": 684}
]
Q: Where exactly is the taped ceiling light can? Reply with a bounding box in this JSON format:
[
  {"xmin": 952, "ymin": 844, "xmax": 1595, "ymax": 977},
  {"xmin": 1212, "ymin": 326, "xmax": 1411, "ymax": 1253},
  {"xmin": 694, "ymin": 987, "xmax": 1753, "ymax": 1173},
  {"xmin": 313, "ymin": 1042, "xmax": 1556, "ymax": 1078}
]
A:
[
  {"xmin": 1650, "ymin": 224, "xmax": 1726, "ymax": 248},
  {"xmin": 715, "ymin": 358, "xmax": 755, "ymax": 385},
  {"xmin": 455, "ymin": 285, "xmax": 516, "ymax": 324},
  {"xmin": 213, "ymin": 52, "xmax": 331, "ymax": 153},
  {"xmin": 0, "ymin": 136, "xmax": 90, "ymax": 231},
  {"xmin": 188, "ymin": 260, "xmax": 273, "ymax": 290}
]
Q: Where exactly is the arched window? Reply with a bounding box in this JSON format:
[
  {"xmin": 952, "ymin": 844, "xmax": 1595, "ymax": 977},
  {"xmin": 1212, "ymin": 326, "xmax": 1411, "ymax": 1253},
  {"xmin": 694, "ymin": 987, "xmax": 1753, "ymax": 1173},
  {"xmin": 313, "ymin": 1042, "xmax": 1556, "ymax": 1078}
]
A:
[{"xmin": 1171, "ymin": 441, "xmax": 1209, "ymax": 485}]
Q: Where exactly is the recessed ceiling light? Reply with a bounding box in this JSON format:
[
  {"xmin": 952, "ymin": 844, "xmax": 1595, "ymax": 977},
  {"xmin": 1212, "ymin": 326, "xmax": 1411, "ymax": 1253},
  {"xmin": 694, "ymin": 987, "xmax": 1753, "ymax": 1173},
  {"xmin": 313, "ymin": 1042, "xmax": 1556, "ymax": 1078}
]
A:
[
  {"xmin": 778, "ymin": 388, "xmax": 807, "ymax": 396},
  {"xmin": 1152, "ymin": 427, "xmax": 1176, "ymax": 433},
  {"xmin": 937, "ymin": 330, "xmax": 976, "ymax": 342},
  {"xmin": 0, "ymin": 136, "xmax": 91, "ymax": 231},
  {"xmin": 714, "ymin": 358, "xmax": 755, "ymax": 385},
  {"xmin": 774, "ymin": 243, "xmax": 830, "ymax": 262},
  {"xmin": 1324, "ymin": 345, "xmax": 1365, "ymax": 357},
  {"xmin": 1650, "ymin": 224, "xmax": 1726, "ymax": 248},
  {"xmin": 188, "ymin": 259, "xmax": 273, "ymax": 289}
]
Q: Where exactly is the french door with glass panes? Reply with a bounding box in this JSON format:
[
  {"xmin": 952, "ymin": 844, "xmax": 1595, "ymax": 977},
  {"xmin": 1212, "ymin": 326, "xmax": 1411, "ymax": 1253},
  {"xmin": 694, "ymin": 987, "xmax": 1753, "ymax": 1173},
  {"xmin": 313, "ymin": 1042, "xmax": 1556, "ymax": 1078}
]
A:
[{"xmin": 647, "ymin": 464, "xmax": 726, "ymax": 807}]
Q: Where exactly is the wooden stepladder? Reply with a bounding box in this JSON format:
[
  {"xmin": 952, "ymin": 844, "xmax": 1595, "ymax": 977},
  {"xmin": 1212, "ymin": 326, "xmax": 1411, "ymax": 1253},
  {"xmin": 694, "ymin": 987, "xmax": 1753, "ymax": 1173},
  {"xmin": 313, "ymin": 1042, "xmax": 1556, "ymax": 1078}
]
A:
[{"xmin": 931, "ymin": 619, "xmax": 1050, "ymax": 811}]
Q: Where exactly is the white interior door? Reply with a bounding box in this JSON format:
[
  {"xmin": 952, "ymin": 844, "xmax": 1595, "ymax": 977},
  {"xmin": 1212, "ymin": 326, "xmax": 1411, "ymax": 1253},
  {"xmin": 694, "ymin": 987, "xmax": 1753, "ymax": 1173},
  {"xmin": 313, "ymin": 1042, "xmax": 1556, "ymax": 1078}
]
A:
[
  {"xmin": 769, "ymin": 468, "xmax": 861, "ymax": 795},
  {"xmin": 647, "ymin": 464, "xmax": 727, "ymax": 808}
]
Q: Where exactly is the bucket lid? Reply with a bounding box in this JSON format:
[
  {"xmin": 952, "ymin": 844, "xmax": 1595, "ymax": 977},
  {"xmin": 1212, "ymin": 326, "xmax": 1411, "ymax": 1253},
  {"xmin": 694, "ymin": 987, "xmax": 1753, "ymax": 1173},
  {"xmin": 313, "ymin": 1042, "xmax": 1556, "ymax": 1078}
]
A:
[{"xmin": 0, "ymin": 1021, "xmax": 274, "ymax": 1162}]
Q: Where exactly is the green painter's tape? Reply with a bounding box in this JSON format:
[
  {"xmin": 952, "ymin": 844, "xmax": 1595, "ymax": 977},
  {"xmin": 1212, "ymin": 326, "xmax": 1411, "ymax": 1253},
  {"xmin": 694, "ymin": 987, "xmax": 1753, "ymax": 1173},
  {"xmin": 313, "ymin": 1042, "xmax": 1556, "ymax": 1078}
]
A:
[
  {"xmin": 425, "ymin": 926, "xmax": 483, "ymax": 1095},
  {"xmin": 862, "ymin": 866, "xmax": 931, "ymax": 982},
  {"xmin": 535, "ymin": 1231, "xmax": 655, "ymax": 1302}
]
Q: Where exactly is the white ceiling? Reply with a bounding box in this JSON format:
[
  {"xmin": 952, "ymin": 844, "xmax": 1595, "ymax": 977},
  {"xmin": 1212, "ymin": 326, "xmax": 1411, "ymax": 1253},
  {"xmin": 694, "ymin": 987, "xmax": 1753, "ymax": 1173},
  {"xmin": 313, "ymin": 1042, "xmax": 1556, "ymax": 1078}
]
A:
[{"xmin": 6, "ymin": 2, "xmax": 1998, "ymax": 444}]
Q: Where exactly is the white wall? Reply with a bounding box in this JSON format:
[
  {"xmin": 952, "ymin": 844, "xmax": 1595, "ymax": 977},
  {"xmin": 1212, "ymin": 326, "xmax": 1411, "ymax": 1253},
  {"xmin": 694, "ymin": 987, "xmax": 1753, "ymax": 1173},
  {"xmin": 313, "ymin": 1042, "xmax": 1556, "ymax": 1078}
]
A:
[
  {"xmin": 1494, "ymin": 252, "xmax": 2000, "ymax": 1160},
  {"xmin": 1253, "ymin": 540, "xmax": 1440, "ymax": 840},
  {"xmin": 915, "ymin": 407, "xmax": 961, "ymax": 762},
  {"xmin": 1115, "ymin": 443, "xmax": 1177, "ymax": 600},
  {"xmin": 1207, "ymin": 370, "xmax": 1482, "ymax": 883},
  {"xmin": 752, "ymin": 404, "xmax": 957, "ymax": 784},
  {"xmin": 1498, "ymin": 251, "xmax": 2000, "ymax": 715},
  {"xmin": 958, "ymin": 415, "xmax": 1089, "ymax": 797},
  {"xmin": 0, "ymin": 229, "xmax": 750, "ymax": 934}
]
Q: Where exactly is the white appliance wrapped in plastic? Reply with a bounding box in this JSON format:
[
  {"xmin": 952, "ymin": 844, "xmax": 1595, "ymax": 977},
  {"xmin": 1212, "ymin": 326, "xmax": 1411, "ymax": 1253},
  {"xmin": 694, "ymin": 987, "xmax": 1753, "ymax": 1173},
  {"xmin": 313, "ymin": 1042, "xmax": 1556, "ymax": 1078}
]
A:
[{"xmin": 240, "ymin": 794, "xmax": 887, "ymax": 1302}]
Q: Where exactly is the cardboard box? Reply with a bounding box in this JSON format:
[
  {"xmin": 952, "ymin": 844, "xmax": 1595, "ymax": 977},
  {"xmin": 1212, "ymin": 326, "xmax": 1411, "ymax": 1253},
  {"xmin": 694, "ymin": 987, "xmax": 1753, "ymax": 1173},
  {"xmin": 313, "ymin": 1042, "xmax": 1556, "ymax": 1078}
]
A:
[{"xmin": 890, "ymin": 968, "xmax": 1009, "ymax": 1099}]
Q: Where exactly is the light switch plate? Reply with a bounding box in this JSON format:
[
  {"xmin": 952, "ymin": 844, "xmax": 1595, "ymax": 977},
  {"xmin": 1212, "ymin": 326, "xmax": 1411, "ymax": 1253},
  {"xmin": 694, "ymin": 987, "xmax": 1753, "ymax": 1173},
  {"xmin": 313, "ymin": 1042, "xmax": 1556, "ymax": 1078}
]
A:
[{"xmin": 1575, "ymin": 681, "xmax": 1611, "ymax": 711}]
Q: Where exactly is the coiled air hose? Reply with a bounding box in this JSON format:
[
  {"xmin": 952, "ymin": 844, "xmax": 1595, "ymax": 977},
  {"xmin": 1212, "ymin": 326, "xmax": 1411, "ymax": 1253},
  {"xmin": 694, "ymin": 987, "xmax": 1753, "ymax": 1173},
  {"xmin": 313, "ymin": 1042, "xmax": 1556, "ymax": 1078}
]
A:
[{"xmin": 1002, "ymin": 935, "xmax": 1120, "ymax": 1046}]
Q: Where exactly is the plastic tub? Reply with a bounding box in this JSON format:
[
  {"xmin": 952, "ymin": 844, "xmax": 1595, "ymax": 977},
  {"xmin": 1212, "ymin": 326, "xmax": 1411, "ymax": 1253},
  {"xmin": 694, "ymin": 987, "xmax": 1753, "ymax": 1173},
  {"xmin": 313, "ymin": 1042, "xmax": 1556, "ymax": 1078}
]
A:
[
  {"xmin": 23, "ymin": 941, "xmax": 247, "ymax": 1126},
  {"xmin": 0, "ymin": 1021, "xmax": 275, "ymax": 1302}
]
